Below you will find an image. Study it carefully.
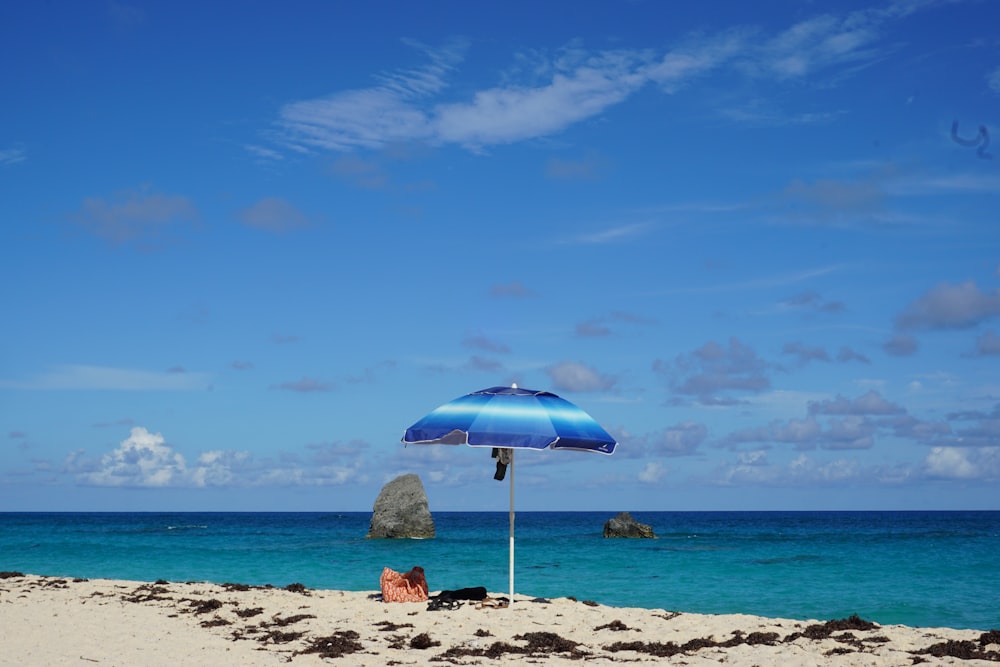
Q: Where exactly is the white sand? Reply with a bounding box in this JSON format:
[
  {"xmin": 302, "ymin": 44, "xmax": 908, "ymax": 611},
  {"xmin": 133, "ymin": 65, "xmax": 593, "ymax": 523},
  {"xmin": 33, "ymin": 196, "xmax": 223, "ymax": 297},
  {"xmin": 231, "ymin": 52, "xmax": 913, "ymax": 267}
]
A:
[{"xmin": 1, "ymin": 574, "xmax": 997, "ymax": 666}]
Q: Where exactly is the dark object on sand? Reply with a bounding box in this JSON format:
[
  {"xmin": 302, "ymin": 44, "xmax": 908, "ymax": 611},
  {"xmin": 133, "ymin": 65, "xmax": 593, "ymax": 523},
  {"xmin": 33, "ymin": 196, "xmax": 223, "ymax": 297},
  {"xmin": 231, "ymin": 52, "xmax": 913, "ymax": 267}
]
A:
[
  {"xmin": 603, "ymin": 512, "xmax": 656, "ymax": 538},
  {"xmin": 436, "ymin": 586, "xmax": 488, "ymax": 601},
  {"xmin": 367, "ymin": 473, "xmax": 435, "ymax": 539}
]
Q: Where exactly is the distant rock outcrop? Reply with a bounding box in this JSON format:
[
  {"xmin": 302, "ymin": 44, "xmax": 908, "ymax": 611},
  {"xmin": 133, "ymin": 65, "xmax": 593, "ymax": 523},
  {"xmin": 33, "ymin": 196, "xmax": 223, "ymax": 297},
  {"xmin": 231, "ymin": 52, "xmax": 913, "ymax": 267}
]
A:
[
  {"xmin": 367, "ymin": 473, "xmax": 435, "ymax": 539},
  {"xmin": 603, "ymin": 511, "xmax": 656, "ymax": 538}
]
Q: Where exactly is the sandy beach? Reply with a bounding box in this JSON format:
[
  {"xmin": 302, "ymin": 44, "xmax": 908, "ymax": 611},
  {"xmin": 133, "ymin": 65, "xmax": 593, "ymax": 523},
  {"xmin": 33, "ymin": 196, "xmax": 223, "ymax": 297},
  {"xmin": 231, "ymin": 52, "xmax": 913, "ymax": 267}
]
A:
[{"xmin": 1, "ymin": 572, "xmax": 997, "ymax": 666}]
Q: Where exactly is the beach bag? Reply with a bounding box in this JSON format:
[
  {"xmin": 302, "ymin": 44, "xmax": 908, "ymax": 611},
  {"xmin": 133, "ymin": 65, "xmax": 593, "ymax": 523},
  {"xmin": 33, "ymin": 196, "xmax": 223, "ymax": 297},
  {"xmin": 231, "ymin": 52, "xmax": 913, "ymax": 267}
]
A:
[{"xmin": 380, "ymin": 566, "xmax": 429, "ymax": 602}]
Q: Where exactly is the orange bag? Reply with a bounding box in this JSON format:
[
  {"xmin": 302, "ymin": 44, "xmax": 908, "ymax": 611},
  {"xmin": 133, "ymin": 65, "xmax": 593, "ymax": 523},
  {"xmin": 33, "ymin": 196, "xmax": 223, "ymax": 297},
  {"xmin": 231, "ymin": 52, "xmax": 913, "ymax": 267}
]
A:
[{"xmin": 380, "ymin": 566, "xmax": 429, "ymax": 603}]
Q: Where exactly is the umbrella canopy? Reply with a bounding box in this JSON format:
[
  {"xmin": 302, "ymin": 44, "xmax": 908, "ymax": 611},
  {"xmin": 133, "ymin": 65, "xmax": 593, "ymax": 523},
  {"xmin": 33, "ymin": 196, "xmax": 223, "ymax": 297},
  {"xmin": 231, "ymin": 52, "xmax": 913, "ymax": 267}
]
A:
[{"xmin": 402, "ymin": 384, "xmax": 617, "ymax": 605}]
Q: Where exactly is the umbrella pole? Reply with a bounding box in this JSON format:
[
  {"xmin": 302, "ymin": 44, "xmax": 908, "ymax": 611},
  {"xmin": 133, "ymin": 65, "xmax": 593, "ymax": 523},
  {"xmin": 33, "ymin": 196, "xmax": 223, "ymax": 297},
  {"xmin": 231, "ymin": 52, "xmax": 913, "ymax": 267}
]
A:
[{"xmin": 509, "ymin": 448, "xmax": 514, "ymax": 606}]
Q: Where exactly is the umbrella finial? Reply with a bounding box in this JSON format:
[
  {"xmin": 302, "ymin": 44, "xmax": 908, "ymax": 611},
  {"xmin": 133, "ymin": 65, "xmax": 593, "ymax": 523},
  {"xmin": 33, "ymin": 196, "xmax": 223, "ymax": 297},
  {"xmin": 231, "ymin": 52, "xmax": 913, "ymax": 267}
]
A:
[{"xmin": 511, "ymin": 382, "xmax": 518, "ymax": 389}]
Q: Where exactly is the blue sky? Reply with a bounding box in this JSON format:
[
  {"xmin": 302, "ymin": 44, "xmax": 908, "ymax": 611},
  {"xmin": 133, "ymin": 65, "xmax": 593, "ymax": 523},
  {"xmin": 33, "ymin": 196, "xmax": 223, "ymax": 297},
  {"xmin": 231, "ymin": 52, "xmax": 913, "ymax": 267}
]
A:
[{"xmin": 2, "ymin": 0, "xmax": 998, "ymax": 512}]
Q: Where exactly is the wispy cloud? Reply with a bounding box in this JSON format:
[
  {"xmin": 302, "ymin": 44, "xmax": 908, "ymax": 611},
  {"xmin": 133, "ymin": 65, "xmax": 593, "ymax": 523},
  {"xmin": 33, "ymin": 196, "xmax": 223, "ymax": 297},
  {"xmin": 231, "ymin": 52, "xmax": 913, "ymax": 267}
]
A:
[
  {"xmin": 575, "ymin": 311, "xmax": 655, "ymax": 337},
  {"xmin": 661, "ymin": 265, "xmax": 845, "ymax": 295},
  {"xmin": 989, "ymin": 66, "xmax": 1000, "ymax": 94},
  {"xmin": 567, "ymin": 222, "xmax": 653, "ymax": 245},
  {"xmin": 463, "ymin": 334, "xmax": 511, "ymax": 354},
  {"xmin": 107, "ymin": 1, "xmax": 145, "ymax": 32},
  {"xmin": 780, "ymin": 290, "xmax": 846, "ymax": 314},
  {"xmin": 271, "ymin": 377, "xmax": 336, "ymax": 393},
  {"xmin": 489, "ymin": 280, "xmax": 536, "ymax": 298},
  {"xmin": 718, "ymin": 101, "xmax": 846, "ymax": 126},
  {"xmin": 265, "ymin": 3, "xmax": 933, "ymax": 156},
  {"xmin": 545, "ymin": 154, "xmax": 604, "ymax": 181},
  {"xmin": 71, "ymin": 186, "xmax": 199, "ymax": 246},
  {"xmin": 546, "ymin": 361, "xmax": 616, "ymax": 393},
  {"xmin": 237, "ymin": 197, "xmax": 310, "ymax": 232},
  {"xmin": 434, "ymin": 50, "xmax": 647, "ymax": 151},
  {"xmin": 276, "ymin": 41, "xmax": 463, "ymax": 153},
  {"xmin": 905, "ymin": 174, "xmax": 1000, "ymax": 194},
  {"xmin": 0, "ymin": 146, "xmax": 26, "ymax": 166},
  {"xmin": 751, "ymin": 13, "xmax": 882, "ymax": 80},
  {"xmin": 0, "ymin": 365, "xmax": 210, "ymax": 391}
]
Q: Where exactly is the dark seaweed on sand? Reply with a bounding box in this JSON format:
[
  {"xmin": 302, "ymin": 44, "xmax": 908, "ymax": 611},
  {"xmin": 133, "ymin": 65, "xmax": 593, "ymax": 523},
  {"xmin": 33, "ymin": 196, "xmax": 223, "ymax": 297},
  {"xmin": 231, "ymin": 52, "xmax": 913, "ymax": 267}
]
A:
[
  {"xmin": 604, "ymin": 616, "xmax": 880, "ymax": 657},
  {"xmin": 912, "ymin": 633, "xmax": 1000, "ymax": 662},
  {"xmin": 265, "ymin": 630, "xmax": 304, "ymax": 644},
  {"xmin": 594, "ymin": 619, "xmax": 632, "ymax": 632},
  {"xmin": 442, "ymin": 631, "xmax": 588, "ymax": 660},
  {"xmin": 374, "ymin": 620, "xmax": 414, "ymax": 632},
  {"xmin": 123, "ymin": 583, "xmax": 172, "ymax": 603},
  {"xmin": 296, "ymin": 630, "xmax": 363, "ymax": 658},
  {"xmin": 187, "ymin": 598, "xmax": 223, "ymax": 615},
  {"xmin": 410, "ymin": 633, "xmax": 440, "ymax": 649},
  {"xmin": 234, "ymin": 606, "xmax": 263, "ymax": 618},
  {"xmin": 222, "ymin": 582, "xmax": 253, "ymax": 592},
  {"xmin": 269, "ymin": 613, "xmax": 316, "ymax": 627},
  {"xmin": 785, "ymin": 614, "xmax": 880, "ymax": 642}
]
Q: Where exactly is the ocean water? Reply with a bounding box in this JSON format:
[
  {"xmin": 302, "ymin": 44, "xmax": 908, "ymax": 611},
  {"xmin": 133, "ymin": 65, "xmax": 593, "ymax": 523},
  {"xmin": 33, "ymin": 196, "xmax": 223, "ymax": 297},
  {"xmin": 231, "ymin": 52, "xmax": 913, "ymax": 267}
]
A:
[{"xmin": 1, "ymin": 511, "xmax": 997, "ymax": 631}]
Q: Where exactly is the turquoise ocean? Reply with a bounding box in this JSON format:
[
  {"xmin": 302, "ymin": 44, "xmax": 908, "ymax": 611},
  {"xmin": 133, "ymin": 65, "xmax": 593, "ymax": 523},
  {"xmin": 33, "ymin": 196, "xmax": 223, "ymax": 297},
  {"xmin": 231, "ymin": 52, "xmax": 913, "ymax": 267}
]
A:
[{"xmin": 2, "ymin": 511, "xmax": 997, "ymax": 631}]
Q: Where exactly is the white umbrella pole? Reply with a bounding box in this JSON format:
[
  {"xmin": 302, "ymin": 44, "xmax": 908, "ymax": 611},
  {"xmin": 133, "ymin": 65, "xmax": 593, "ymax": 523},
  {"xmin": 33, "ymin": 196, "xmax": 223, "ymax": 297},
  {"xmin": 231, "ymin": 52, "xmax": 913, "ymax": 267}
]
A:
[{"xmin": 509, "ymin": 448, "xmax": 514, "ymax": 606}]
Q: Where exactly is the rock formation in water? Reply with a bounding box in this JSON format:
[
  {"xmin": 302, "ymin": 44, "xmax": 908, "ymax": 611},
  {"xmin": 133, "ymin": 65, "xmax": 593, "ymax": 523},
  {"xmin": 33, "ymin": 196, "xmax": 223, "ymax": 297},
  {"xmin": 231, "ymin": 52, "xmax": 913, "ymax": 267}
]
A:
[
  {"xmin": 603, "ymin": 511, "xmax": 656, "ymax": 538},
  {"xmin": 367, "ymin": 473, "xmax": 435, "ymax": 539}
]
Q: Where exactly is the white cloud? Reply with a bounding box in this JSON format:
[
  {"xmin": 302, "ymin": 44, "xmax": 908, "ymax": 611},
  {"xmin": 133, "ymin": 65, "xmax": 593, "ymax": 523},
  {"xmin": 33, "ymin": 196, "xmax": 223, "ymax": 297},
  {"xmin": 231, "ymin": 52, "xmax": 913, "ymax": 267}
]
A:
[
  {"xmin": 82, "ymin": 427, "xmax": 186, "ymax": 487},
  {"xmin": 638, "ymin": 461, "xmax": 667, "ymax": 483},
  {"xmin": 923, "ymin": 447, "xmax": 1000, "ymax": 480},
  {"xmin": 718, "ymin": 452, "xmax": 863, "ymax": 486},
  {"xmin": 280, "ymin": 89, "xmax": 435, "ymax": 151},
  {"xmin": 435, "ymin": 51, "xmax": 646, "ymax": 150},
  {"xmin": 191, "ymin": 450, "xmax": 250, "ymax": 487},
  {"xmin": 78, "ymin": 428, "xmax": 365, "ymax": 488},
  {"xmin": 647, "ymin": 31, "xmax": 746, "ymax": 91},
  {"xmin": 268, "ymin": 3, "xmax": 923, "ymax": 156},
  {"xmin": 276, "ymin": 42, "xmax": 460, "ymax": 152},
  {"xmin": 756, "ymin": 14, "xmax": 881, "ymax": 80}
]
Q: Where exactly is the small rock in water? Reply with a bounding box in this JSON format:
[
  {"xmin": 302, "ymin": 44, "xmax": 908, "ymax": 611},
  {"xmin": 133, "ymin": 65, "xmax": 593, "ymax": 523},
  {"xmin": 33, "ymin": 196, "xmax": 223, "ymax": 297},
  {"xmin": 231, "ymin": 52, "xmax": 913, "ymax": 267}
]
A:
[{"xmin": 603, "ymin": 512, "xmax": 656, "ymax": 538}]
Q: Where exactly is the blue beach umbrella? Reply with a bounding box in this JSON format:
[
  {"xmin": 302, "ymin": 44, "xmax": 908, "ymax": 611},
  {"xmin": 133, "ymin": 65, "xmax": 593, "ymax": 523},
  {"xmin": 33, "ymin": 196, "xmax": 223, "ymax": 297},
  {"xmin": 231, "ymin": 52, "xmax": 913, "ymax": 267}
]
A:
[{"xmin": 402, "ymin": 384, "xmax": 617, "ymax": 604}]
